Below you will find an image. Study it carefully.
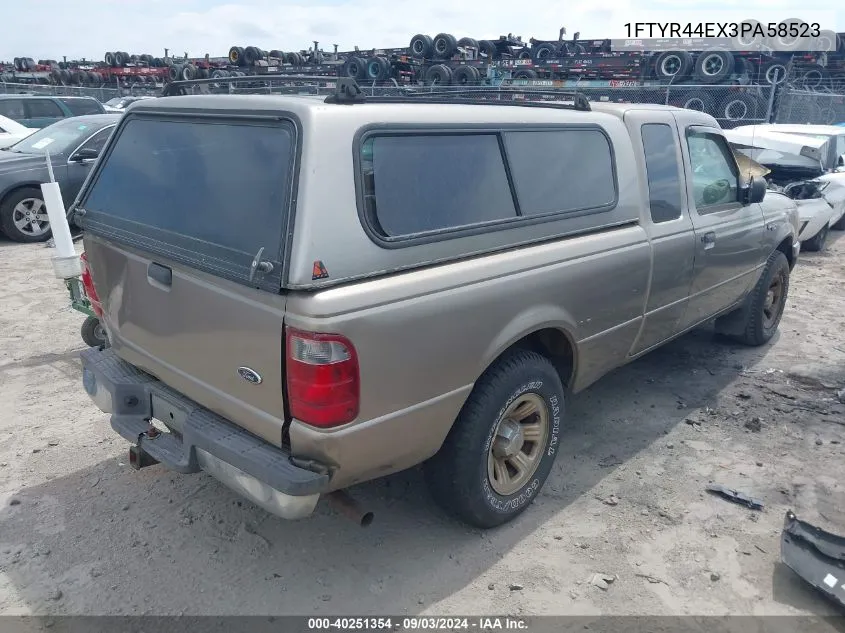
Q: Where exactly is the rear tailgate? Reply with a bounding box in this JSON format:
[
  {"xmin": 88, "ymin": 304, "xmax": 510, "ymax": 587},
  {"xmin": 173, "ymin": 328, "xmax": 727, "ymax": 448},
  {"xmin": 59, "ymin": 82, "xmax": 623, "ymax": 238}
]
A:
[{"xmin": 77, "ymin": 110, "xmax": 297, "ymax": 445}]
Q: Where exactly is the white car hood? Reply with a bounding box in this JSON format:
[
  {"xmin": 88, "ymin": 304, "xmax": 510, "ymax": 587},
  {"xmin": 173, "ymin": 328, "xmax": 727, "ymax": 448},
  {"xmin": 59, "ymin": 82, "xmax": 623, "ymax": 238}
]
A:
[
  {"xmin": 725, "ymin": 128, "xmax": 829, "ymax": 171},
  {"xmin": 0, "ymin": 130, "xmax": 35, "ymax": 150}
]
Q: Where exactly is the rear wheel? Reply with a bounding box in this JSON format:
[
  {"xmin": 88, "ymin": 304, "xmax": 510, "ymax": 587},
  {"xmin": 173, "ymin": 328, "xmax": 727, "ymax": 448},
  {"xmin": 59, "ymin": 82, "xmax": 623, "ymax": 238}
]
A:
[
  {"xmin": 424, "ymin": 349, "xmax": 564, "ymax": 528},
  {"xmin": 0, "ymin": 188, "xmax": 52, "ymax": 243}
]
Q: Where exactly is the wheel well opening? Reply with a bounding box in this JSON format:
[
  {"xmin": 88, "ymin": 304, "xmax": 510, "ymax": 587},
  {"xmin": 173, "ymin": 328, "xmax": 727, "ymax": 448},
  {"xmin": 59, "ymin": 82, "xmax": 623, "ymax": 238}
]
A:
[
  {"xmin": 777, "ymin": 236, "xmax": 795, "ymax": 269},
  {"xmin": 0, "ymin": 184, "xmax": 41, "ymax": 210},
  {"xmin": 514, "ymin": 328, "xmax": 575, "ymax": 388}
]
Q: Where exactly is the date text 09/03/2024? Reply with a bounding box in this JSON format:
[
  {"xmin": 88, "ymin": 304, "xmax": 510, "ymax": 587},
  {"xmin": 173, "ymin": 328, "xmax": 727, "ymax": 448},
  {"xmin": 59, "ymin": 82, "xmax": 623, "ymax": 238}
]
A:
[
  {"xmin": 623, "ymin": 21, "xmax": 821, "ymax": 38},
  {"xmin": 307, "ymin": 617, "xmax": 529, "ymax": 630}
]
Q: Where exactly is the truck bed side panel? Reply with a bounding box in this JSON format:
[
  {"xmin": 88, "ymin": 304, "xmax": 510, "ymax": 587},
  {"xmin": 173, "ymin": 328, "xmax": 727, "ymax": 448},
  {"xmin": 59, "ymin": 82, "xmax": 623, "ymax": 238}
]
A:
[{"xmin": 285, "ymin": 225, "xmax": 650, "ymax": 488}]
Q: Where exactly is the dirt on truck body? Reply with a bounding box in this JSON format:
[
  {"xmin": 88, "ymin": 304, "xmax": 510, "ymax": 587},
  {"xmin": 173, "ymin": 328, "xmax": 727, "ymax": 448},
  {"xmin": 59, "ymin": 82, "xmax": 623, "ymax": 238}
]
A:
[{"xmin": 74, "ymin": 84, "xmax": 800, "ymax": 529}]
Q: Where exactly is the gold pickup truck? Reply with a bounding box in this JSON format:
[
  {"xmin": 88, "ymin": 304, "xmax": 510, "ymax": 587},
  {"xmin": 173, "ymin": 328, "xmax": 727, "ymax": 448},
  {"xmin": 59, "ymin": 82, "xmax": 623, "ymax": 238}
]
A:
[{"xmin": 75, "ymin": 85, "xmax": 800, "ymax": 528}]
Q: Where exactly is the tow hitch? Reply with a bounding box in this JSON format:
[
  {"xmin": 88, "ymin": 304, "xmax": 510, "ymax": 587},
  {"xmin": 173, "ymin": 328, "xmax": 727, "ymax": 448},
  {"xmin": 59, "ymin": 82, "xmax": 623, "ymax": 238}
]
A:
[{"xmin": 129, "ymin": 421, "xmax": 162, "ymax": 470}]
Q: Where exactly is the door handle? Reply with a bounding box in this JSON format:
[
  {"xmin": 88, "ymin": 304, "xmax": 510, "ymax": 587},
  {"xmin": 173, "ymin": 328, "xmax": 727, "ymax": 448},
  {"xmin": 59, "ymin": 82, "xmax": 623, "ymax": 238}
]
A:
[
  {"xmin": 147, "ymin": 262, "xmax": 172, "ymax": 286},
  {"xmin": 701, "ymin": 231, "xmax": 716, "ymax": 250}
]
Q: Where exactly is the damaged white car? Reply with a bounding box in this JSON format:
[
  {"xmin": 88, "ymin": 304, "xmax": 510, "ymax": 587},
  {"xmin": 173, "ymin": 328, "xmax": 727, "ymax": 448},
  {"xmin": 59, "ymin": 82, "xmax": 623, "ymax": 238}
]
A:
[{"xmin": 727, "ymin": 124, "xmax": 845, "ymax": 252}]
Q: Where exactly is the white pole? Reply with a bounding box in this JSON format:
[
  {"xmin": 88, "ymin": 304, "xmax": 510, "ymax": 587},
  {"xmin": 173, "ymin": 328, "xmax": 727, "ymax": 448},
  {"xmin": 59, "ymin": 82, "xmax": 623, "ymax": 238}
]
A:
[{"xmin": 40, "ymin": 152, "xmax": 81, "ymax": 278}]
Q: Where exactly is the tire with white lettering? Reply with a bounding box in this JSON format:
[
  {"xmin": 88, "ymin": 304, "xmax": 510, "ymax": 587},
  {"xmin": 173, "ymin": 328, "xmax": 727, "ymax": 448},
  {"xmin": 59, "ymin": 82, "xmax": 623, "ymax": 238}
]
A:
[{"xmin": 424, "ymin": 349, "xmax": 564, "ymax": 528}]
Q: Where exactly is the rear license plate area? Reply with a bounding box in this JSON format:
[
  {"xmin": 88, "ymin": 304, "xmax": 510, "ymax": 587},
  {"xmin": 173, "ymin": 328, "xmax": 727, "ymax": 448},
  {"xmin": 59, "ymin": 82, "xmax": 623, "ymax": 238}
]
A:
[{"xmin": 150, "ymin": 393, "xmax": 188, "ymax": 435}]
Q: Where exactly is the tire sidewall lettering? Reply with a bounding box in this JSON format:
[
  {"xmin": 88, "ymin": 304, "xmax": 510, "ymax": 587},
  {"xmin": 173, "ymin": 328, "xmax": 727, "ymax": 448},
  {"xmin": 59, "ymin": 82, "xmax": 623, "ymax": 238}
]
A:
[{"xmin": 481, "ymin": 378, "xmax": 562, "ymax": 515}]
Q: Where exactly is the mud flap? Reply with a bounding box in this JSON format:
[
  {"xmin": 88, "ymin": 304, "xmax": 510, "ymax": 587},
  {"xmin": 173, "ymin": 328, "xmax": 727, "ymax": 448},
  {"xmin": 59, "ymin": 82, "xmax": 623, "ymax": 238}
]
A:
[
  {"xmin": 713, "ymin": 297, "xmax": 752, "ymax": 337},
  {"xmin": 781, "ymin": 510, "xmax": 845, "ymax": 610}
]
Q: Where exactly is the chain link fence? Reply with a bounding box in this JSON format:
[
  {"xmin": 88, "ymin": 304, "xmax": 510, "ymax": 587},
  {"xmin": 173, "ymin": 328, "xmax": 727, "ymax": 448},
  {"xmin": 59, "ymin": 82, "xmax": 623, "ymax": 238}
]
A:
[
  {"xmin": 3, "ymin": 75, "xmax": 813, "ymax": 129},
  {"xmin": 774, "ymin": 88, "xmax": 845, "ymax": 125},
  {"xmin": 0, "ymin": 81, "xmax": 157, "ymax": 101},
  {"xmin": 771, "ymin": 63, "xmax": 845, "ymax": 125}
]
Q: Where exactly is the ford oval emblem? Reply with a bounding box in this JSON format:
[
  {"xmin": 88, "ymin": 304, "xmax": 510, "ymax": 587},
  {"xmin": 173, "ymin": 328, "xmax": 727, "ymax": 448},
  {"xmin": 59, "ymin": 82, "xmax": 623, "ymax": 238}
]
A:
[{"xmin": 237, "ymin": 367, "xmax": 262, "ymax": 385}]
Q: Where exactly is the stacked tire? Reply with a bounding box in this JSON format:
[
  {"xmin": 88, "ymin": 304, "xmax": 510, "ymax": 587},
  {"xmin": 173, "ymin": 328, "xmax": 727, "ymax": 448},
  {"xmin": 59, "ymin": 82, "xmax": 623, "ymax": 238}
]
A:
[
  {"xmin": 228, "ymin": 46, "xmax": 267, "ymax": 67},
  {"xmin": 12, "ymin": 57, "xmax": 37, "ymax": 72},
  {"xmin": 104, "ymin": 51, "xmax": 131, "ymax": 67},
  {"xmin": 409, "ymin": 33, "xmax": 496, "ymax": 61}
]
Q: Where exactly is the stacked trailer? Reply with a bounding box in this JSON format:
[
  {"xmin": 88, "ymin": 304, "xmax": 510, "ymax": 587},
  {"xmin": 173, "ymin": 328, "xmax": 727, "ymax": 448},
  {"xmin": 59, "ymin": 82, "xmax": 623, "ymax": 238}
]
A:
[{"xmin": 2, "ymin": 23, "xmax": 845, "ymax": 106}]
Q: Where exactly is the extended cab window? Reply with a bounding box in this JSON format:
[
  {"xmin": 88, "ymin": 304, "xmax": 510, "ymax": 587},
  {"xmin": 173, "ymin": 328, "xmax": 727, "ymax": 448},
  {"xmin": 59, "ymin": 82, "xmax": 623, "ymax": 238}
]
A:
[
  {"xmin": 361, "ymin": 134, "xmax": 517, "ymax": 237},
  {"xmin": 641, "ymin": 124, "xmax": 683, "ymax": 223},
  {"xmin": 360, "ymin": 128, "xmax": 616, "ymax": 240},
  {"xmin": 686, "ymin": 130, "xmax": 739, "ymax": 211},
  {"xmin": 503, "ymin": 130, "xmax": 615, "ymax": 216},
  {"xmin": 80, "ymin": 116, "xmax": 294, "ymax": 291}
]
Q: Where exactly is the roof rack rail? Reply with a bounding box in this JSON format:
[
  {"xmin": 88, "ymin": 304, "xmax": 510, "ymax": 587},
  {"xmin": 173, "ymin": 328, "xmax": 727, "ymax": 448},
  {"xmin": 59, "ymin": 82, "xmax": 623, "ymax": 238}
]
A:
[
  {"xmin": 160, "ymin": 75, "xmax": 344, "ymax": 97},
  {"xmin": 159, "ymin": 75, "xmax": 591, "ymax": 112},
  {"xmin": 388, "ymin": 87, "xmax": 591, "ymax": 111}
]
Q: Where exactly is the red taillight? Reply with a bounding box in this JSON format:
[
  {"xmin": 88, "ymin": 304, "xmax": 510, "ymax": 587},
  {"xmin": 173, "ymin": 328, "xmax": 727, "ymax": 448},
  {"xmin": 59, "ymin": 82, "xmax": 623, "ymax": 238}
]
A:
[
  {"xmin": 79, "ymin": 252, "xmax": 103, "ymax": 317},
  {"xmin": 285, "ymin": 328, "xmax": 359, "ymax": 428}
]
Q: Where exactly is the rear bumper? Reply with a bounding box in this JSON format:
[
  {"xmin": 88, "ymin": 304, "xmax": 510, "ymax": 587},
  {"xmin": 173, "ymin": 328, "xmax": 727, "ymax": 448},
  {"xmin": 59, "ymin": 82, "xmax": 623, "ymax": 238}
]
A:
[{"xmin": 80, "ymin": 347, "xmax": 328, "ymax": 520}]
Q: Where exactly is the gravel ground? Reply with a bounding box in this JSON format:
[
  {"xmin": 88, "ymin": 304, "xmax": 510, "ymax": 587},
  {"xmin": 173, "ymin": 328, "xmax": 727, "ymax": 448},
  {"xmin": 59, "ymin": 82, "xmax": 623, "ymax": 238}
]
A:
[{"xmin": 0, "ymin": 232, "xmax": 844, "ymax": 619}]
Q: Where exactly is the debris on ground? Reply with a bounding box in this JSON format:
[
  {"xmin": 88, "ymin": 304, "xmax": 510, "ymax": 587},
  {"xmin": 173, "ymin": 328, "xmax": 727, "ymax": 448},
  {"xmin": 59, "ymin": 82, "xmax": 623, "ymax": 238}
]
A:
[
  {"xmin": 508, "ymin": 583, "xmax": 523, "ymax": 592},
  {"xmin": 598, "ymin": 454, "xmax": 623, "ymax": 468},
  {"xmin": 781, "ymin": 510, "xmax": 845, "ymax": 610},
  {"xmin": 635, "ymin": 573, "xmax": 669, "ymax": 586},
  {"xmin": 744, "ymin": 417, "xmax": 763, "ymax": 432},
  {"xmin": 706, "ymin": 484, "xmax": 764, "ymax": 511},
  {"xmin": 710, "ymin": 572, "xmax": 721, "ymax": 582},
  {"xmin": 589, "ymin": 574, "xmax": 616, "ymax": 590}
]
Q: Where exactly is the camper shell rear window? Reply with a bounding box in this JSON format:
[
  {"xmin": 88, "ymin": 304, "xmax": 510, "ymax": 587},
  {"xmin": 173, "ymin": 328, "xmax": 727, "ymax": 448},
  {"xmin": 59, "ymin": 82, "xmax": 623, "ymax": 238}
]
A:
[{"xmin": 77, "ymin": 113, "xmax": 297, "ymax": 292}]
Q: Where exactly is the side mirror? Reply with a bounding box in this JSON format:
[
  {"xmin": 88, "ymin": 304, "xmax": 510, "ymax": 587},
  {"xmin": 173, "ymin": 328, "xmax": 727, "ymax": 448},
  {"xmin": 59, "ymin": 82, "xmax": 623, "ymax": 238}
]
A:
[
  {"xmin": 742, "ymin": 175, "xmax": 767, "ymax": 204},
  {"xmin": 70, "ymin": 147, "xmax": 99, "ymax": 162}
]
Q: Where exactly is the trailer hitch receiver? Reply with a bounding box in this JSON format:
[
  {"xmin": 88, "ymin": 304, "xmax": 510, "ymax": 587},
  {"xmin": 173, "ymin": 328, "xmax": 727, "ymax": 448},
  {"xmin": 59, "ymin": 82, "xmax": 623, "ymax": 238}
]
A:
[{"xmin": 128, "ymin": 444, "xmax": 159, "ymax": 470}]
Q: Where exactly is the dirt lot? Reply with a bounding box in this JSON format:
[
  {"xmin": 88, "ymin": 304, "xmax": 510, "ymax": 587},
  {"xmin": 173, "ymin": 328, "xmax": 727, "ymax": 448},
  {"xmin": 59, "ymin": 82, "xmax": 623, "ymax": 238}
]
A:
[{"xmin": 0, "ymin": 232, "xmax": 844, "ymax": 619}]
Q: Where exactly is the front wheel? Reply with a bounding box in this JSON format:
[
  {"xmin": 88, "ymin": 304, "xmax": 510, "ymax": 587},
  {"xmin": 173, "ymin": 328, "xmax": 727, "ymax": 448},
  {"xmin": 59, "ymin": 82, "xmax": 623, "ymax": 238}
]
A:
[
  {"xmin": 803, "ymin": 224, "xmax": 829, "ymax": 252},
  {"xmin": 736, "ymin": 250, "xmax": 790, "ymax": 346},
  {"xmin": 424, "ymin": 349, "xmax": 564, "ymax": 528},
  {"xmin": 0, "ymin": 187, "xmax": 52, "ymax": 243}
]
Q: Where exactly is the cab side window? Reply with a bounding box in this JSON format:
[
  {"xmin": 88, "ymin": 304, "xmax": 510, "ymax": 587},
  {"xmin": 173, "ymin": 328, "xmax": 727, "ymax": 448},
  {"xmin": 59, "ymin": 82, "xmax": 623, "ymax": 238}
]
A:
[
  {"xmin": 686, "ymin": 130, "xmax": 739, "ymax": 211},
  {"xmin": 641, "ymin": 123, "xmax": 684, "ymax": 223}
]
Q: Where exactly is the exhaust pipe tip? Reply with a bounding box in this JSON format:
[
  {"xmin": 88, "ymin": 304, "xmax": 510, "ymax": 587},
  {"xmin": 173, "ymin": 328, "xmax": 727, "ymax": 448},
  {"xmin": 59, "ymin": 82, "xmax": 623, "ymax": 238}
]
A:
[{"xmin": 326, "ymin": 490, "xmax": 374, "ymax": 528}]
